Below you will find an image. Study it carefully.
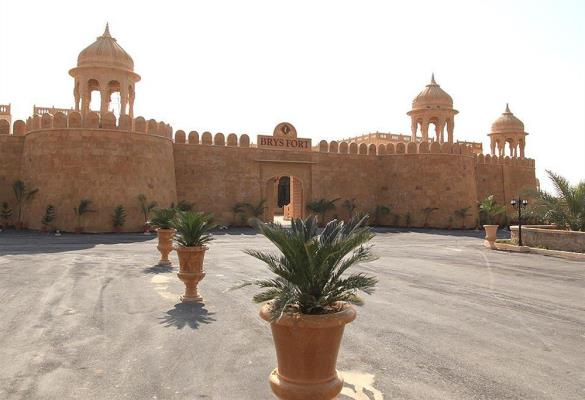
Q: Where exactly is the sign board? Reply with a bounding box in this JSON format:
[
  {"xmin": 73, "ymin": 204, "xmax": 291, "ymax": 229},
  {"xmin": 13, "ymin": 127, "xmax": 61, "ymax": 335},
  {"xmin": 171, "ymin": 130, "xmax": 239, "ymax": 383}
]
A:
[{"xmin": 257, "ymin": 122, "xmax": 312, "ymax": 151}]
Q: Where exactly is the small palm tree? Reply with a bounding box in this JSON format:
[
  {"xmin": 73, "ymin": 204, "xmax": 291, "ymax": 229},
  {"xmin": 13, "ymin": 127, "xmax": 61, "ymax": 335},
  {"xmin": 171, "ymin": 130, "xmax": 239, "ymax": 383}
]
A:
[
  {"xmin": 41, "ymin": 205, "xmax": 56, "ymax": 230},
  {"xmin": 172, "ymin": 211, "xmax": 215, "ymax": 247},
  {"xmin": 422, "ymin": 207, "xmax": 439, "ymax": 227},
  {"xmin": 13, "ymin": 180, "xmax": 39, "ymax": 226},
  {"xmin": 174, "ymin": 200, "xmax": 195, "ymax": 212},
  {"xmin": 306, "ymin": 198, "xmax": 340, "ymax": 226},
  {"xmin": 112, "ymin": 205, "xmax": 126, "ymax": 229},
  {"xmin": 373, "ymin": 204, "xmax": 391, "ymax": 226},
  {"xmin": 138, "ymin": 194, "xmax": 157, "ymax": 224},
  {"xmin": 73, "ymin": 199, "xmax": 95, "ymax": 228},
  {"xmin": 479, "ymin": 195, "xmax": 506, "ymax": 225},
  {"xmin": 1, "ymin": 202, "xmax": 12, "ymax": 227},
  {"xmin": 237, "ymin": 215, "xmax": 377, "ymax": 321},
  {"xmin": 231, "ymin": 202, "xmax": 247, "ymax": 226},
  {"xmin": 148, "ymin": 208, "xmax": 176, "ymax": 230},
  {"xmin": 342, "ymin": 198, "xmax": 357, "ymax": 219},
  {"xmin": 454, "ymin": 206, "xmax": 471, "ymax": 228},
  {"xmin": 526, "ymin": 170, "xmax": 585, "ymax": 231},
  {"xmin": 242, "ymin": 199, "xmax": 267, "ymax": 219}
]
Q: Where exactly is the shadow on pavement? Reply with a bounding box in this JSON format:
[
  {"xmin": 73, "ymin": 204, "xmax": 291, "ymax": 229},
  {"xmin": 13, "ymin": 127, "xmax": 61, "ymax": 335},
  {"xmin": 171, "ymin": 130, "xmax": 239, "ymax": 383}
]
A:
[
  {"xmin": 160, "ymin": 302, "xmax": 216, "ymax": 329},
  {"xmin": 143, "ymin": 264, "xmax": 174, "ymax": 274},
  {"xmin": 0, "ymin": 231, "xmax": 156, "ymax": 256}
]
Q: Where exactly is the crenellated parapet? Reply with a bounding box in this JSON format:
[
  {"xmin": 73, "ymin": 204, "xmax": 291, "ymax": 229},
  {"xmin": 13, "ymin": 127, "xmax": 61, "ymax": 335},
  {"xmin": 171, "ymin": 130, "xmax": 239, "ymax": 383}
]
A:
[
  {"xmin": 315, "ymin": 139, "xmax": 478, "ymax": 157},
  {"xmin": 20, "ymin": 112, "xmax": 173, "ymax": 139},
  {"xmin": 172, "ymin": 130, "xmax": 251, "ymax": 148}
]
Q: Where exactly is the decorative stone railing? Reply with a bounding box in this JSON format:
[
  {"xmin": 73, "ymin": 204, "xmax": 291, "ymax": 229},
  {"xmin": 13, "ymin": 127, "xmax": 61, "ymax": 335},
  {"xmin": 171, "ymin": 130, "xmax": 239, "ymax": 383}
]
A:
[{"xmin": 511, "ymin": 225, "xmax": 585, "ymax": 253}]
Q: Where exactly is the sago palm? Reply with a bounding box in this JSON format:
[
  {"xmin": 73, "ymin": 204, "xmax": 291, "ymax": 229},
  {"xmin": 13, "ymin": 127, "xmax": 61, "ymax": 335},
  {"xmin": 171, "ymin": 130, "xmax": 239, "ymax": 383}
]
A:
[
  {"xmin": 479, "ymin": 195, "xmax": 505, "ymax": 225},
  {"xmin": 148, "ymin": 208, "xmax": 176, "ymax": 230},
  {"xmin": 172, "ymin": 211, "xmax": 215, "ymax": 247},
  {"xmin": 73, "ymin": 199, "xmax": 95, "ymax": 227},
  {"xmin": 239, "ymin": 215, "xmax": 377, "ymax": 321},
  {"xmin": 306, "ymin": 198, "xmax": 340, "ymax": 226}
]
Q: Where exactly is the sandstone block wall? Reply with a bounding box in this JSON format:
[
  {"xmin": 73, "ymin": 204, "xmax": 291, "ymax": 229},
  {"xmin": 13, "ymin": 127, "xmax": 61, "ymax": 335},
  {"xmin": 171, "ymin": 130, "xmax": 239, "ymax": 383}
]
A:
[
  {"xmin": 20, "ymin": 129, "xmax": 177, "ymax": 232},
  {"xmin": 511, "ymin": 226, "xmax": 585, "ymax": 253}
]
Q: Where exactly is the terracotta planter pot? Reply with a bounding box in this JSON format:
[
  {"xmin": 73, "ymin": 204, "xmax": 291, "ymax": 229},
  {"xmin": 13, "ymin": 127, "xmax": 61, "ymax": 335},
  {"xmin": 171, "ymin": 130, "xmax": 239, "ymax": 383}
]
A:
[
  {"xmin": 484, "ymin": 224, "xmax": 498, "ymax": 248},
  {"xmin": 156, "ymin": 228, "xmax": 174, "ymax": 266},
  {"xmin": 176, "ymin": 246, "xmax": 207, "ymax": 302},
  {"xmin": 260, "ymin": 303, "xmax": 356, "ymax": 400}
]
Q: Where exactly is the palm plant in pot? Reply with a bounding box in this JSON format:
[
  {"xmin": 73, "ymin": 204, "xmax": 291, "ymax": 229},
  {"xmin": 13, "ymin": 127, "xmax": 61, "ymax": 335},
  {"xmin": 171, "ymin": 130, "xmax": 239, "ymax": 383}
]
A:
[
  {"xmin": 238, "ymin": 215, "xmax": 377, "ymax": 400},
  {"xmin": 138, "ymin": 194, "xmax": 157, "ymax": 233},
  {"xmin": 13, "ymin": 180, "xmax": 39, "ymax": 229},
  {"xmin": 454, "ymin": 206, "xmax": 471, "ymax": 229},
  {"xmin": 479, "ymin": 195, "xmax": 506, "ymax": 247},
  {"xmin": 111, "ymin": 205, "xmax": 126, "ymax": 233},
  {"xmin": 41, "ymin": 205, "xmax": 55, "ymax": 233},
  {"xmin": 306, "ymin": 198, "xmax": 340, "ymax": 227},
  {"xmin": 172, "ymin": 211, "xmax": 214, "ymax": 302},
  {"xmin": 73, "ymin": 199, "xmax": 95, "ymax": 233},
  {"xmin": 148, "ymin": 208, "xmax": 177, "ymax": 266},
  {"xmin": 1, "ymin": 202, "xmax": 12, "ymax": 229}
]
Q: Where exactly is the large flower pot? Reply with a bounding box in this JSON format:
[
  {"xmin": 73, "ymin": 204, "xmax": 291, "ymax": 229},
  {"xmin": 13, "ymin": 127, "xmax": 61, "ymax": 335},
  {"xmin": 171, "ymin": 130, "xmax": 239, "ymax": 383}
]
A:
[
  {"xmin": 259, "ymin": 303, "xmax": 356, "ymax": 400},
  {"xmin": 176, "ymin": 246, "xmax": 207, "ymax": 303},
  {"xmin": 484, "ymin": 224, "xmax": 498, "ymax": 248},
  {"xmin": 156, "ymin": 228, "xmax": 174, "ymax": 266}
]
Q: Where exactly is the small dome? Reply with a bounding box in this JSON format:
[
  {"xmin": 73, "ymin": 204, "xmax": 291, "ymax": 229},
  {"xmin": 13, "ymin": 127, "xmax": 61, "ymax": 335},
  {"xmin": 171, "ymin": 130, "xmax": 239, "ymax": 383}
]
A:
[
  {"xmin": 77, "ymin": 24, "xmax": 134, "ymax": 71},
  {"xmin": 491, "ymin": 104, "xmax": 524, "ymax": 133},
  {"xmin": 412, "ymin": 74, "xmax": 453, "ymax": 110}
]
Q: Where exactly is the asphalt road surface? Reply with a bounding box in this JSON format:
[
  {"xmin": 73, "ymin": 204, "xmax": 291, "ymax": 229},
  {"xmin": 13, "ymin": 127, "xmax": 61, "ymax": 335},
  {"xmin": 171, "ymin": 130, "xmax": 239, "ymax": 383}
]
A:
[{"xmin": 0, "ymin": 228, "xmax": 583, "ymax": 400}]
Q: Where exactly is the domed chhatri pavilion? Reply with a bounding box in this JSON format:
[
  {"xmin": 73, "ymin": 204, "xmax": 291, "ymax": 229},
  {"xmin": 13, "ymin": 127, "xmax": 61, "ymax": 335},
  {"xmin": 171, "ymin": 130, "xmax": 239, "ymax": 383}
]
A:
[{"xmin": 0, "ymin": 26, "xmax": 537, "ymax": 232}]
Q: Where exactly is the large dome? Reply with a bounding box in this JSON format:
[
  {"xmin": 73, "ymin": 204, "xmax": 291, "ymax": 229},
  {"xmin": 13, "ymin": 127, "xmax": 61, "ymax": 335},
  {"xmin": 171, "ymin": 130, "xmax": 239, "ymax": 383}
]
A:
[
  {"xmin": 491, "ymin": 104, "xmax": 525, "ymax": 133},
  {"xmin": 412, "ymin": 74, "xmax": 454, "ymax": 110},
  {"xmin": 77, "ymin": 24, "xmax": 134, "ymax": 71}
]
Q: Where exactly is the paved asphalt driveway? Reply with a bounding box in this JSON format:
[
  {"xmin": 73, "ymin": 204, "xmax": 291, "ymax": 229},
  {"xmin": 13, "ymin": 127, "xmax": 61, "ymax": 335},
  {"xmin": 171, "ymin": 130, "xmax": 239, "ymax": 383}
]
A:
[{"xmin": 0, "ymin": 228, "xmax": 583, "ymax": 400}]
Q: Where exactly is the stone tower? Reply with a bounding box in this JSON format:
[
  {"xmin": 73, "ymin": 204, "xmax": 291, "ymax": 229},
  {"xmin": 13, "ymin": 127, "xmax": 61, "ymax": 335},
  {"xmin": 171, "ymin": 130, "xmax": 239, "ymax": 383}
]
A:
[
  {"xmin": 69, "ymin": 24, "xmax": 140, "ymax": 118},
  {"xmin": 407, "ymin": 74, "xmax": 458, "ymax": 144},
  {"xmin": 489, "ymin": 104, "xmax": 528, "ymax": 158}
]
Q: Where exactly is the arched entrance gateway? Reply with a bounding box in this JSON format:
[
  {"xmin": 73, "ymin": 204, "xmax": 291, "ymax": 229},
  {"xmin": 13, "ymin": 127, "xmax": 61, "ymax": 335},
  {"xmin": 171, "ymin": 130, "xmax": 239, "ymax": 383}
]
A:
[
  {"xmin": 265, "ymin": 175, "xmax": 304, "ymax": 223},
  {"xmin": 257, "ymin": 122, "xmax": 312, "ymax": 223}
]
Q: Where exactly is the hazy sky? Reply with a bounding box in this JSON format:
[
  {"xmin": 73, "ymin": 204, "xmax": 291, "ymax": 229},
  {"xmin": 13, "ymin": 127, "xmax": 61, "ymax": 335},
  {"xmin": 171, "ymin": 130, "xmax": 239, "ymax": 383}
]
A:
[{"xmin": 1, "ymin": 0, "xmax": 583, "ymax": 191}]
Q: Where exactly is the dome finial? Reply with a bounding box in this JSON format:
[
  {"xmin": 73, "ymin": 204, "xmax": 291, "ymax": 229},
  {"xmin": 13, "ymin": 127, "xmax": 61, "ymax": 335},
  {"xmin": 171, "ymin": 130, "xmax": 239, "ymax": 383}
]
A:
[
  {"xmin": 505, "ymin": 103, "xmax": 511, "ymax": 113},
  {"xmin": 103, "ymin": 22, "xmax": 111, "ymax": 38},
  {"xmin": 431, "ymin": 73, "xmax": 437, "ymax": 85}
]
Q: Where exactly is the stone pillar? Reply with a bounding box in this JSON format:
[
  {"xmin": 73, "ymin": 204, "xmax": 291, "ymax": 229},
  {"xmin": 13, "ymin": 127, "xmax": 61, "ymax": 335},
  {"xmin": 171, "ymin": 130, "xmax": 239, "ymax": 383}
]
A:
[
  {"xmin": 490, "ymin": 137, "xmax": 496, "ymax": 156},
  {"xmin": 519, "ymin": 141, "xmax": 525, "ymax": 159},
  {"xmin": 446, "ymin": 117, "xmax": 454, "ymax": 144},
  {"xmin": 410, "ymin": 118, "xmax": 417, "ymax": 142},
  {"xmin": 100, "ymin": 89, "xmax": 110, "ymax": 116},
  {"xmin": 421, "ymin": 118, "xmax": 429, "ymax": 142},
  {"xmin": 74, "ymin": 81, "xmax": 80, "ymax": 111}
]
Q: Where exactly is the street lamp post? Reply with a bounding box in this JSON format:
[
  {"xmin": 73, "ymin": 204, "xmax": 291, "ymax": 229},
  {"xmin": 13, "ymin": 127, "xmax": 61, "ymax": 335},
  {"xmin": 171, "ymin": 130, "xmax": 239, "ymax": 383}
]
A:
[{"xmin": 510, "ymin": 197, "xmax": 529, "ymax": 246}]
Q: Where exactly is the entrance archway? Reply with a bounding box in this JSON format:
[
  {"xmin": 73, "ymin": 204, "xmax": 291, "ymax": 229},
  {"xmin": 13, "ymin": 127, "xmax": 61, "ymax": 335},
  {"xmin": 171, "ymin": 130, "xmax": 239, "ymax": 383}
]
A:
[{"xmin": 265, "ymin": 175, "xmax": 304, "ymax": 223}]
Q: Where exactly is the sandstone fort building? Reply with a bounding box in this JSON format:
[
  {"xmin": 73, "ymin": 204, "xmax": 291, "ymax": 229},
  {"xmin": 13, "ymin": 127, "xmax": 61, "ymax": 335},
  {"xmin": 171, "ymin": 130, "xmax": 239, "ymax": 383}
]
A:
[{"xmin": 0, "ymin": 25, "xmax": 537, "ymax": 232}]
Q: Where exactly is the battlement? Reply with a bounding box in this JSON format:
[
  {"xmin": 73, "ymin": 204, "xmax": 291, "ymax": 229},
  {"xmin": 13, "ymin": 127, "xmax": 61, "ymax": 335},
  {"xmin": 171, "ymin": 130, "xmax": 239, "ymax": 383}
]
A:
[
  {"xmin": 13, "ymin": 111, "xmax": 173, "ymax": 139},
  {"xmin": 172, "ymin": 130, "xmax": 251, "ymax": 148}
]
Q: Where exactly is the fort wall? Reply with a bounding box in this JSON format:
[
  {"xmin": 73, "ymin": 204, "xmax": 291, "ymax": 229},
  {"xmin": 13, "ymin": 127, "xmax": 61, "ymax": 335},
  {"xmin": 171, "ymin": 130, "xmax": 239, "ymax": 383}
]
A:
[
  {"xmin": 13, "ymin": 112, "xmax": 177, "ymax": 232},
  {"xmin": 0, "ymin": 112, "xmax": 536, "ymax": 231}
]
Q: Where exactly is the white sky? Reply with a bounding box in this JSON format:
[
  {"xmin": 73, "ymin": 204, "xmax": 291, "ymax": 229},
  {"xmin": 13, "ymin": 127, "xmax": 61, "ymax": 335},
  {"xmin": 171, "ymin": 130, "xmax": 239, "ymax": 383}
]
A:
[{"xmin": 1, "ymin": 0, "xmax": 584, "ymax": 192}]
